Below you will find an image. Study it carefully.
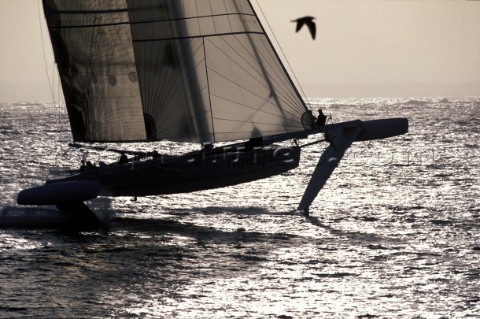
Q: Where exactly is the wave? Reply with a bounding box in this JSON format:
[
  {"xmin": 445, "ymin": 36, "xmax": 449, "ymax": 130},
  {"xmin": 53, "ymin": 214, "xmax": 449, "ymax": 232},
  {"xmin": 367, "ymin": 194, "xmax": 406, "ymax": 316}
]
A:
[
  {"xmin": 0, "ymin": 205, "xmax": 113, "ymax": 230},
  {"xmin": 0, "ymin": 205, "xmax": 68, "ymax": 228}
]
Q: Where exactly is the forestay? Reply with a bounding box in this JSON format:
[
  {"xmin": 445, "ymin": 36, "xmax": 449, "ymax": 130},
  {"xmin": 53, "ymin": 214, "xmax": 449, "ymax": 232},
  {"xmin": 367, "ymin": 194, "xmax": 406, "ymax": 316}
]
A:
[{"xmin": 43, "ymin": 0, "xmax": 309, "ymax": 143}]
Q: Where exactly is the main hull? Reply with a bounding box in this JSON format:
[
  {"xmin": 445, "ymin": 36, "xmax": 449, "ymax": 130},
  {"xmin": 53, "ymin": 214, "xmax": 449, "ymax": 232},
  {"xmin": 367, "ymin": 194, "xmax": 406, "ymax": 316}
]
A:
[{"xmin": 50, "ymin": 146, "xmax": 301, "ymax": 197}]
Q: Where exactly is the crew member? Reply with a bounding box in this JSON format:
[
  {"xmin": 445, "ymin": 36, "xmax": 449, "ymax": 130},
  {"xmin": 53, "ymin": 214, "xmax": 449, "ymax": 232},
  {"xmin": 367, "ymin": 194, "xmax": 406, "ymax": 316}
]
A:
[{"xmin": 316, "ymin": 109, "xmax": 327, "ymax": 127}]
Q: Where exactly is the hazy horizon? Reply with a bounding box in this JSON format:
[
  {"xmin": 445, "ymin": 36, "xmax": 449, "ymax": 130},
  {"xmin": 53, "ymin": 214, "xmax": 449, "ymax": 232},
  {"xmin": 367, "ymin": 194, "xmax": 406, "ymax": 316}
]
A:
[{"xmin": 1, "ymin": 0, "xmax": 479, "ymax": 102}]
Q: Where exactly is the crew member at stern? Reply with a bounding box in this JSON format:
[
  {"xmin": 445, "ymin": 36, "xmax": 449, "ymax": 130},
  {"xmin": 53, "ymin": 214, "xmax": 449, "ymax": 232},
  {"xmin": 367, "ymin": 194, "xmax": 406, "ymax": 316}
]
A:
[{"xmin": 316, "ymin": 109, "xmax": 327, "ymax": 127}]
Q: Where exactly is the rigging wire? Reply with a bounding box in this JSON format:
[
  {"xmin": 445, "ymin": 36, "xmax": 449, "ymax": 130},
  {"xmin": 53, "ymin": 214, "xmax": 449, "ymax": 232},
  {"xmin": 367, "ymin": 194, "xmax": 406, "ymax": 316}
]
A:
[
  {"xmin": 253, "ymin": 0, "xmax": 310, "ymax": 105},
  {"xmin": 37, "ymin": 0, "xmax": 66, "ymax": 170},
  {"xmin": 37, "ymin": 0, "xmax": 55, "ymax": 103}
]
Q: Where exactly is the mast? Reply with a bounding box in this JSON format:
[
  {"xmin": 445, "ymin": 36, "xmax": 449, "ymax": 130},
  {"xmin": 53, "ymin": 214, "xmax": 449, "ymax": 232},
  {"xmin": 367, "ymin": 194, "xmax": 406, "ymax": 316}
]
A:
[{"xmin": 169, "ymin": 1, "xmax": 212, "ymax": 143}]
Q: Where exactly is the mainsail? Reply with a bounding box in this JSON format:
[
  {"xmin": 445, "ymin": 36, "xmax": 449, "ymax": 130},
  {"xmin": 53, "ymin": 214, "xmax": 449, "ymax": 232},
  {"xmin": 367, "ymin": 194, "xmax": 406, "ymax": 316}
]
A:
[{"xmin": 43, "ymin": 0, "xmax": 309, "ymax": 143}]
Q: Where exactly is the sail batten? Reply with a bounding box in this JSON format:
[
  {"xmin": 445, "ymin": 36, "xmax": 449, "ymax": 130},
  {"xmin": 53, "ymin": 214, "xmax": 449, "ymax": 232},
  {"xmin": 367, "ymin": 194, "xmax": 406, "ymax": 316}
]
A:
[
  {"xmin": 43, "ymin": 0, "xmax": 309, "ymax": 143},
  {"xmin": 132, "ymin": 31, "xmax": 265, "ymax": 42}
]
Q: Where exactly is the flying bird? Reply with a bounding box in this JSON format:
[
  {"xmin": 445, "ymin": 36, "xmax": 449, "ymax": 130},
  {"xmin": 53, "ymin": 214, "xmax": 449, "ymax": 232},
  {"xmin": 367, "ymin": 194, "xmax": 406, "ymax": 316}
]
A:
[{"xmin": 292, "ymin": 16, "xmax": 316, "ymax": 40}]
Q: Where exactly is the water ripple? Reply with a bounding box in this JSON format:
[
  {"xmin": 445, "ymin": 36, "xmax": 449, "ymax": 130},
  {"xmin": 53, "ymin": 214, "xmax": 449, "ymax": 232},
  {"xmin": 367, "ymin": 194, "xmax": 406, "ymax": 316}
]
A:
[{"xmin": 1, "ymin": 98, "xmax": 479, "ymax": 318}]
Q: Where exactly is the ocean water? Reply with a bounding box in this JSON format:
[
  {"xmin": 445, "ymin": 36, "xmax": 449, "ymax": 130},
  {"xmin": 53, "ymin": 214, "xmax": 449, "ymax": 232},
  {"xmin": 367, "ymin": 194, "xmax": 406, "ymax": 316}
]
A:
[{"xmin": 0, "ymin": 97, "xmax": 479, "ymax": 318}]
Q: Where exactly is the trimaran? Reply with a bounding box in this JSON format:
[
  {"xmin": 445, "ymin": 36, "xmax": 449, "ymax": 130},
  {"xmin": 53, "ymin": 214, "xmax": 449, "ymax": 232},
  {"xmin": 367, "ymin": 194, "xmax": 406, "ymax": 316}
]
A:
[{"xmin": 17, "ymin": 0, "xmax": 408, "ymax": 226}]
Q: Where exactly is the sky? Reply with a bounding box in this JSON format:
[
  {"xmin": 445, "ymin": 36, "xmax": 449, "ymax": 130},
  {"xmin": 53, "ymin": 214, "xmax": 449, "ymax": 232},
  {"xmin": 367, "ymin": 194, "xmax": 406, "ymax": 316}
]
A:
[{"xmin": 0, "ymin": 0, "xmax": 479, "ymax": 102}]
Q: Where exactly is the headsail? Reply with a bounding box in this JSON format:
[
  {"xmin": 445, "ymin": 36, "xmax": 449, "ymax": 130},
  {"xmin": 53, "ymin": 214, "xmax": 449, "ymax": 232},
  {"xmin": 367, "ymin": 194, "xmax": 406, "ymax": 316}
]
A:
[{"xmin": 43, "ymin": 0, "xmax": 309, "ymax": 143}]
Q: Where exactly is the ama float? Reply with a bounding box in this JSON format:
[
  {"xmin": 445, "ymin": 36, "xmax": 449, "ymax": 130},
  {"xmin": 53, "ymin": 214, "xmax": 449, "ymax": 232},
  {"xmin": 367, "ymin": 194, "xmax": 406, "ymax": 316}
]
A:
[{"xmin": 17, "ymin": 0, "xmax": 408, "ymax": 224}]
